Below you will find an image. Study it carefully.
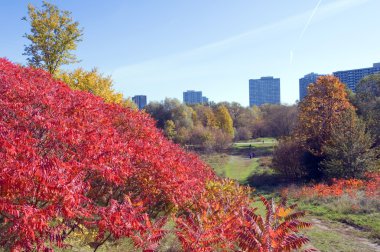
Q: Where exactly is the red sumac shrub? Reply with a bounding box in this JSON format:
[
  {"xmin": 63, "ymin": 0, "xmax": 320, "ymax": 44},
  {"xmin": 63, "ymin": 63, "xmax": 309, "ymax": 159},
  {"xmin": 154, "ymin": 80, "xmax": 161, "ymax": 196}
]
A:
[{"xmin": 0, "ymin": 59, "xmax": 215, "ymax": 250}]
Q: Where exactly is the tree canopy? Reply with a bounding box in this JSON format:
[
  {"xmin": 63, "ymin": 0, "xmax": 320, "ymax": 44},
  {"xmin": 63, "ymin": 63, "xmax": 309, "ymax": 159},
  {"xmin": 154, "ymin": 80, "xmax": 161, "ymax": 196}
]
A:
[
  {"xmin": 296, "ymin": 75, "xmax": 355, "ymax": 156},
  {"xmin": 57, "ymin": 68, "xmax": 135, "ymax": 108},
  {"xmin": 23, "ymin": 1, "xmax": 83, "ymax": 75},
  {"xmin": 355, "ymin": 73, "xmax": 380, "ymax": 146}
]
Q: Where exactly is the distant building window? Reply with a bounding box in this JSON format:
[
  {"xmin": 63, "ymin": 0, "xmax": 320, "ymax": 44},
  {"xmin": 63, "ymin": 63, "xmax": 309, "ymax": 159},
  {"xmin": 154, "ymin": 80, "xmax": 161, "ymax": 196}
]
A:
[{"xmin": 132, "ymin": 95, "xmax": 147, "ymax": 110}]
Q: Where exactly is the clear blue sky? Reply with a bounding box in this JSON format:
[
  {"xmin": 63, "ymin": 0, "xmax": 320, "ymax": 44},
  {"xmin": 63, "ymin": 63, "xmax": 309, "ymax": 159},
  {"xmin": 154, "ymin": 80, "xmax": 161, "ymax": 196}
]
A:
[{"xmin": 1, "ymin": 0, "xmax": 379, "ymax": 106}]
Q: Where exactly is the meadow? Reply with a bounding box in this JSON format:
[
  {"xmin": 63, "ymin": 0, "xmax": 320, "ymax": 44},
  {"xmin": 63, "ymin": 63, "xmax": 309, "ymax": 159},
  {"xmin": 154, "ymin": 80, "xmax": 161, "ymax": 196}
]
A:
[{"xmin": 202, "ymin": 139, "xmax": 380, "ymax": 252}]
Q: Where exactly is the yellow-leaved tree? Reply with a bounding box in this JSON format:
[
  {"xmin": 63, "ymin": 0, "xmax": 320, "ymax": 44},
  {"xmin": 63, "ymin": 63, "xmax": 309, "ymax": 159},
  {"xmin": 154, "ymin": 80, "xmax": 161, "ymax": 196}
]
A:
[
  {"xmin": 23, "ymin": 1, "xmax": 83, "ymax": 75},
  {"xmin": 215, "ymin": 105, "xmax": 234, "ymax": 138},
  {"xmin": 58, "ymin": 68, "xmax": 136, "ymax": 108},
  {"xmin": 296, "ymin": 75, "xmax": 355, "ymax": 156}
]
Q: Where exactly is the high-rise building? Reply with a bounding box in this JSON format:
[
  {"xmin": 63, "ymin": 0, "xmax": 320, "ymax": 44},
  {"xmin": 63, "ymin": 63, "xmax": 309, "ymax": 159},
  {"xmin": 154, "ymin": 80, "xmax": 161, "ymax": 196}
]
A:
[
  {"xmin": 333, "ymin": 62, "xmax": 380, "ymax": 91},
  {"xmin": 202, "ymin": 96, "xmax": 209, "ymax": 104},
  {"xmin": 249, "ymin": 76, "xmax": 280, "ymax": 106},
  {"xmin": 299, "ymin": 73, "xmax": 324, "ymax": 101},
  {"xmin": 132, "ymin": 95, "xmax": 147, "ymax": 109},
  {"xmin": 183, "ymin": 90, "xmax": 203, "ymax": 105}
]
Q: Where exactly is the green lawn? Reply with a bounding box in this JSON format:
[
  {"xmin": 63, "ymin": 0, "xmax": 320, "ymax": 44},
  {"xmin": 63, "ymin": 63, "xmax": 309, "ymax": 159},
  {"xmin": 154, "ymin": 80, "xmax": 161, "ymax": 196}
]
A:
[{"xmin": 201, "ymin": 154, "xmax": 260, "ymax": 183}]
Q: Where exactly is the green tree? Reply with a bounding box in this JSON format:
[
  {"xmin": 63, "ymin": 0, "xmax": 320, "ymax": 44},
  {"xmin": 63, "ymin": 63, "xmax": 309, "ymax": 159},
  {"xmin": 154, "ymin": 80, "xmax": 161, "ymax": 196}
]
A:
[
  {"xmin": 321, "ymin": 110, "xmax": 377, "ymax": 179},
  {"xmin": 23, "ymin": 1, "xmax": 83, "ymax": 75},
  {"xmin": 355, "ymin": 73, "xmax": 380, "ymax": 146}
]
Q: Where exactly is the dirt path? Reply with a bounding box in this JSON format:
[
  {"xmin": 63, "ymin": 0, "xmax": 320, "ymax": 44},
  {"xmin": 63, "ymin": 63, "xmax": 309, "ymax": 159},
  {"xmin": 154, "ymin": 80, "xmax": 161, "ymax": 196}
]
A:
[{"xmin": 306, "ymin": 218, "xmax": 380, "ymax": 252}]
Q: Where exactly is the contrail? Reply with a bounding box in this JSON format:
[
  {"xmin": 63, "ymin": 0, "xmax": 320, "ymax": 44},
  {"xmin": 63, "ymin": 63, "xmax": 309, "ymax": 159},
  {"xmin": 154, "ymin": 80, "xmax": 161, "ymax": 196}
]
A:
[
  {"xmin": 291, "ymin": 0, "xmax": 322, "ymax": 64},
  {"xmin": 299, "ymin": 0, "xmax": 323, "ymax": 39}
]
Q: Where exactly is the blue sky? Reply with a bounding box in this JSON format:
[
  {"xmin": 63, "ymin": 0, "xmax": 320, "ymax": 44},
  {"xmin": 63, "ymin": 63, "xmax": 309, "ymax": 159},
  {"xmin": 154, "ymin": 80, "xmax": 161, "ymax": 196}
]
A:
[{"xmin": 1, "ymin": 0, "xmax": 379, "ymax": 106}]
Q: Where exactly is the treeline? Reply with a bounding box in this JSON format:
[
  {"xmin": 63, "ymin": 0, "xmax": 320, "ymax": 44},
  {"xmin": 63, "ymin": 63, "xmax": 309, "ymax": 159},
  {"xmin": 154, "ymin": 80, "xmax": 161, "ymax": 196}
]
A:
[
  {"xmin": 145, "ymin": 100, "xmax": 297, "ymax": 150},
  {"xmin": 273, "ymin": 75, "xmax": 380, "ymax": 180}
]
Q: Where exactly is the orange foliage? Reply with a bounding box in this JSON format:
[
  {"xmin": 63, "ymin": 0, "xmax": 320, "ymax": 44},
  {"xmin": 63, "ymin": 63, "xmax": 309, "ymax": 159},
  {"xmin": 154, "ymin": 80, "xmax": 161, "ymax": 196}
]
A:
[
  {"xmin": 282, "ymin": 173, "xmax": 380, "ymax": 200},
  {"xmin": 296, "ymin": 75, "xmax": 355, "ymax": 156},
  {"xmin": 237, "ymin": 197, "xmax": 314, "ymax": 252},
  {"xmin": 176, "ymin": 180, "xmax": 252, "ymax": 251},
  {"xmin": 176, "ymin": 180, "xmax": 314, "ymax": 252}
]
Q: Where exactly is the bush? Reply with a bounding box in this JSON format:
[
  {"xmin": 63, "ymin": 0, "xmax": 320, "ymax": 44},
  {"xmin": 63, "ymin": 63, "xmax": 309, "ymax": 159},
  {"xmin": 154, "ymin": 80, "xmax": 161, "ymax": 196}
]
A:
[
  {"xmin": 272, "ymin": 137, "xmax": 305, "ymax": 178},
  {"xmin": 0, "ymin": 59, "xmax": 215, "ymax": 251}
]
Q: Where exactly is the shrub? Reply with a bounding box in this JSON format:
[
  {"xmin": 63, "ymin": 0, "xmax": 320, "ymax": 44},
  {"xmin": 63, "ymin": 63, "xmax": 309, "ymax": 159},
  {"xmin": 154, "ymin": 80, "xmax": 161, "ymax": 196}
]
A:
[
  {"xmin": 176, "ymin": 180, "xmax": 252, "ymax": 251},
  {"xmin": 272, "ymin": 137, "xmax": 305, "ymax": 179},
  {"xmin": 238, "ymin": 197, "xmax": 313, "ymax": 252},
  {"xmin": 0, "ymin": 59, "xmax": 215, "ymax": 251}
]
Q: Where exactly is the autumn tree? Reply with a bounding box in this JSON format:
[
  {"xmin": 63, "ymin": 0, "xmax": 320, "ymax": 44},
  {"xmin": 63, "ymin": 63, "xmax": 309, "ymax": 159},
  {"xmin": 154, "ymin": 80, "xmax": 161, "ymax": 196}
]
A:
[
  {"xmin": 321, "ymin": 110, "xmax": 377, "ymax": 179},
  {"xmin": 193, "ymin": 105, "xmax": 218, "ymax": 129},
  {"xmin": 219, "ymin": 101, "xmax": 244, "ymax": 125},
  {"xmin": 188, "ymin": 125, "xmax": 216, "ymax": 150},
  {"xmin": 23, "ymin": 1, "xmax": 83, "ymax": 75},
  {"xmin": 164, "ymin": 120, "xmax": 176, "ymax": 140},
  {"xmin": 296, "ymin": 75, "xmax": 355, "ymax": 156},
  {"xmin": 220, "ymin": 102, "xmax": 261, "ymax": 141},
  {"xmin": 58, "ymin": 68, "xmax": 135, "ymax": 108},
  {"xmin": 215, "ymin": 105, "xmax": 234, "ymax": 138}
]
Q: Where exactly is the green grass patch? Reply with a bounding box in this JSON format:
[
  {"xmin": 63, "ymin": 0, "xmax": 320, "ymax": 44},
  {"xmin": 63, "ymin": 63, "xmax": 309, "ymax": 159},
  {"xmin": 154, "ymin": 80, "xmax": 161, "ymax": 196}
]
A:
[
  {"xmin": 294, "ymin": 199, "xmax": 380, "ymax": 241},
  {"xmin": 201, "ymin": 154, "xmax": 260, "ymax": 183},
  {"xmin": 305, "ymin": 225, "xmax": 379, "ymax": 252}
]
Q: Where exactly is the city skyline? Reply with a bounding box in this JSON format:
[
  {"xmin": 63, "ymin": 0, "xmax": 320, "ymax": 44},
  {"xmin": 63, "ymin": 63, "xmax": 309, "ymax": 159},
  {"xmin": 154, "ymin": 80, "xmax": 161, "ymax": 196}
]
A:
[
  {"xmin": 1, "ymin": 0, "xmax": 380, "ymax": 106},
  {"xmin": 129, "ymin": 60, "xmax": 380, "ymax": 107}
]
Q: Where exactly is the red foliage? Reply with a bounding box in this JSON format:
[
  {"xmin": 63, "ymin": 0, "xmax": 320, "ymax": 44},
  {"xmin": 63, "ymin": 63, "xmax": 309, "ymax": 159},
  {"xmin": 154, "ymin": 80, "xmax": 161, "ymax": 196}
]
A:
[{"xmin": 0, "ymin": 59, "xmax": 215, "ymax": 250}]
